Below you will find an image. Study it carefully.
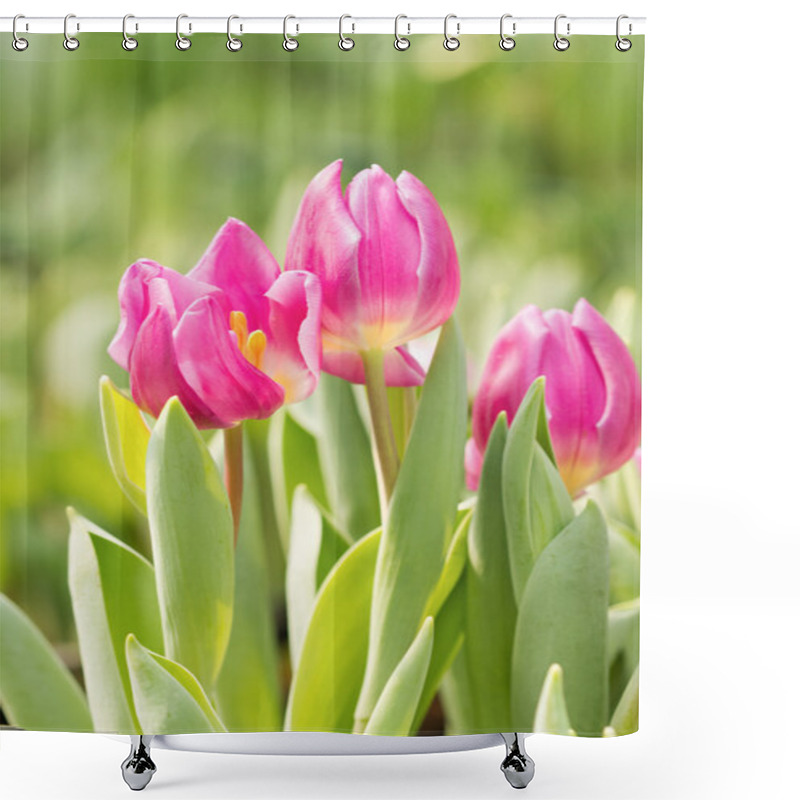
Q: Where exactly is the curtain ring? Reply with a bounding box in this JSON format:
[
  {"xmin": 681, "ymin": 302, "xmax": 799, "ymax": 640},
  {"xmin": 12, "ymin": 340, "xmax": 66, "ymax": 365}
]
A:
[
  {"xmin": 283, "ymin": 15, "xmax": 299, "ymax": 51},
  {"xmin": 339, "ymin": 14, "xmax": 355, "ymax": 51},
  {"xmin": 615, "ymin": 14, "xmax": 632, "ymax": 51},
  {"xmin": 499, "ymin": 14, "xmax": 516, "ymax": 51},
  {"xmin": 12, "ymin": 15, "xmax": 28, "ymax": 52},
  {"xmin": 227, "ymin": 15, "xmax": 243, "ymax": 51},
  {"xmin": 394, "ymin": 14, "xmax": 410, "ymax": 51},
  {"xmin": 176, "ymin": 14, "xmax": 192, "ymax": 50},
  {"xmin": 443, "ymin": 14, "xmax": 460, "ymax": 51},
  {"xmin": 122, "ymin": 14, "xmax": 138, "ymax": 51},
  {"xmin": 63, "ymin": 13, "xmax": 80, "ymax": 51},
  {"xmin": 553, "ymin": 14, "xmax": 570, "ymax": 51}
]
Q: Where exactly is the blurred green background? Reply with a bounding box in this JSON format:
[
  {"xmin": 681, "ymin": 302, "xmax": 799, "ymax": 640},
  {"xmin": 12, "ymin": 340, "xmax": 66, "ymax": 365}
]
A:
[{"xmin": 0, "ymin": 34, "xmax": 642, "ymax": 674}]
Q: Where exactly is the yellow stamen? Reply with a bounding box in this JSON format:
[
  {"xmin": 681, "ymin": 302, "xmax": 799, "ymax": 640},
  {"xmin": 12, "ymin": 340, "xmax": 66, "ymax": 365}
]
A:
[
  {"xmin": 244, "ymin": 329, "xmax": 267, "ymax": 369},
  {"xmin": 229, "ymin": 310, "xmax": 248, "ymax": 351}
]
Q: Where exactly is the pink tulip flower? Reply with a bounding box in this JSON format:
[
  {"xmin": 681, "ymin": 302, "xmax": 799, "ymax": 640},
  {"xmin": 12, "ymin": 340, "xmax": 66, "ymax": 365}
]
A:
[
  {"xmin": 285, "ymin": 160, "xmax": 460, "ymax": 386},
  {"xmin": 108, "ymin": 218, "xmax": 322, "ymax": 429},
  {"xmin": 465, "ymin": 299, "xmax": 641, "ymax": 497}
]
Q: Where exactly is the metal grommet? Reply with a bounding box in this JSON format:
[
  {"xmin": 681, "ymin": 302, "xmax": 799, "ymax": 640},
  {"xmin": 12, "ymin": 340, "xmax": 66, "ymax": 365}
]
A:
[
  {"xmin": 615, "ymin": 14, "xmax": 632, "ymax": 51},
  {"xmin": 176, "ymin": 13, "xmax": 192, "ymax": 50},
  {"xmin": 283, "ymin": 15, "xmax": 299, "ymax": 51},
  {"xmin": 394, "ymin": 14, "xmax": 410, "ymax": 51},
  {"xmin": 443, "ymin": 14, "xmax": 460, "ymax": 51},
  {"xmin": 12, "ymin": 15, "xmax": 28, "ymax": 51},
  {"xmin": 499, "ymin": 13, "xmax": 516, "ymax": 51},
  {"xmin": 553, "ymin": 14, "xmax": 570, "ymax": 51},
  {"xmin": 227, "ymin": 15, "xmax": 243, "ymax": 51},
  {"xmin": 122, "ymin": 14, "xmax": 138, "ymax": 51},
  {"xmin": 63, "ymin": 13, "xmax": 79, "ymax": 51},
  {"xmin": 339, "ymin": 14, "xmax": 355, "ymax": 51}
]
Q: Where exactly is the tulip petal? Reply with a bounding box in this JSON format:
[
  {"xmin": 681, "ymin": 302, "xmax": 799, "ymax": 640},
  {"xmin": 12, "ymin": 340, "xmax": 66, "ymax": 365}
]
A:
[
  {"xmin": 108, "ymin": 260, "xmax": 220, "ymax": 371},
  {"xmin": 572, "ymin": 299, "xmax": 641, "ymax": 473},
  {"xmin": 260, "ymin": 271, "xmax": 322, "ymax": 405},
  {"xmin": 285, "ymin": 160, "xmax": 364, "ymax": 348},
  {"xmin": 128, "ymin": 278, "xmax": 222, "ymax": 427},
  {"xmin": 188, "ymin": 218, "xmax": 281, "ymax": 325},
  {"xmin": 464, "ymin": 437, "xmax": 483, "ymax": 492},
  {"xmin": 394, "ymin": 170, "xmax": 460, "ymax": 343},
  {"xmin": 322, "ymin": 345, "xmax": 426, "ymax": 387},
  {"xmin": 172, "ymin": 296, "xmax": 285, "ymax": 428},
  {"xmin": 345, "ymin": 165, "xmax": 420, "ymax": 346}
]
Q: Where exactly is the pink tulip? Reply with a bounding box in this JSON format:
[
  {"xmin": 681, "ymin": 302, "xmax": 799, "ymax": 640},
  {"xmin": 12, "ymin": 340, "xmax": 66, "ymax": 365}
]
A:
[
  {"xmin": 108, "ymin": 218, "xmax": 322, "ymax": 430},
  {"xmin": 465, "ymin": 299, "xmax": 641, "ymax": 497},
  {"xmin": 285, "ymin": 160, "xmax": 460, "ymax": 386}
]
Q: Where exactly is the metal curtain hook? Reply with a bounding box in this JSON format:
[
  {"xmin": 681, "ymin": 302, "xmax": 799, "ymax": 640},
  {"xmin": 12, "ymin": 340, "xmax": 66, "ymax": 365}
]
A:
[
  {"xmin": 615, "ymin": 14, "xmax": 632, "ymax": 51},
  {"xmin": 283, "ymin": 15, "xmax": 299, "ymax": 51},
  {"xmin": 63, "ymin": 13, "xmax": 79, "ymax": 51},
  {"xmin": 553, "ymin": 14, "xmax": 570, "ymax": 51},
  {"xmin": 227, "ymin": 15, "xmax": 243, "ymax": 51},
  {"xmin": 176, "ymin": 14, "xmax": 192, "ymax": 50},
  {"xmin": 443, "ymin": 14, "xmax": 460, "ymax": 51},
  {"xmin": 12, "ymin": 14, "xmax": 28, "ymax": 51},
  {"xmin": 339, "ymin": 14, "xmax": 355, "ymax": 50},
  {"xmin": 394, "ymin": 14, "xmax": 410, "ymax": 51},
  {"xmin": 122, "ymin": 14, "xmax": 138, "ymax": 51},
  {"xmin": 499, "ymin": 14, "xmax": 516, "ymax": 50}
]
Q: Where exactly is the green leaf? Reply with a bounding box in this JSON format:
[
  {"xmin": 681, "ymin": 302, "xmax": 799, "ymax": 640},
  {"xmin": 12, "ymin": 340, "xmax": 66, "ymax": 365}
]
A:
[
  {"xmin": 125, "ymin": 634, "xmax": 225, "ymax": 734},
  {"xmin": 213, "ymin": 433, "xmax": 284, "ymax": 732},
  {"xmin": 365, "ymin": 617, "xmax": 435, "ymax": 736},
  {"xmin": 412, "ymin": 572, "xmax": 466, "ymax": 733},
  {"xmin": 608, "ymin": 599, "xmax": 639, "ymax": 714},
  {"xmin": 609, "ymin": 665, "xmax": 639, "ymax": 735},
  {"xmin": 67, "ymin": 509, "xmax": 163, "ymax": 733},
  {"xmin": 268, "ymin": 408, "xmax": 329, "ymax": 552},
  {"xmin": 317, "ymin": 373, "xmax": 381, "ymax": 539},
  {"xmin": 0, "ymin": 593, "xmax": 93, "ymax": 732},
  {"xmin": 512, "ymin": 501, "xmax": 609, "ymax": 735},
  {"xmin": 99, "ymin": 375, "xmax": 150, "ymax": 514},
  {"xmin": 465, "ymin": 415, "xmax": 516, "ymax": 730},
  {"xmin": 286, "ymin": 529, "xmax": 381, "ymax": 733},
  {"xmin": 608, "ymin": 522, "xmax": 641, "ymax": 605},
  {"xmin": 355, "ymin": 318, "xmax": 467, "ymax": 729},
  {"xmin": 286, "ymin": 486, "xmax": 350, "ymax": 669},
  {"xmin": 533, "ymin": 664, "xmax": 576, "ymax": 735},
  {"xmin": 502, "ymin": 378, "xmax": 567, "ymax": 603},
  {"xmin": 439, "ymin": 648, "xmax": 473, "ymax": 734},
  {"xmin": 423, "ymin": 505, "xmax": 472, "ymax": 620},
  {"xmin": 146, "ymin": 397, "xmax": 234, "ymax": 692}
]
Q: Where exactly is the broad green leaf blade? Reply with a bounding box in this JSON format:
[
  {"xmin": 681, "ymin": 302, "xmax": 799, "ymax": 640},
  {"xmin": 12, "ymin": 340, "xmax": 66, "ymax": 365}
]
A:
[
  {"xmin": 512, "ymin": 501, "xmax": 609, "ymax": 735},
  {"xmin": 608, "ymin": 599, "xmax": 640, "ymax": 714},
  {"xmin": 609, "ymin": 665, "xmax": 639, "ymax": 735},
  {"xmin": 67, "ymin": 509, "xmax": 163, "ymax": 733},
  {"xmin": 286, "ymin": 486, "xmax": 349, "ymax": 670},
  {"xmin": 126, "ymin": 634, "xmax": 225, "ymax": 734},
  {"xmin": 0, "ymin": 593, "xmax": 93, "ymax": 732},
  {"xmin": 533, "ymin": 664, "xmax": 576, "ymax": 736},
  {"xmin": 146, "ymin": 397, "xmax": 234, "ymax": 691},
  {"xmin": 423, "ymin": 506, "xmax": 472, "ymax": 620},
  {"xmin": 465, "ymin": 416, "xmax": 516, "ymax": 730},
  {"xmin": 608, "ymin": 522, "xmax": 641, "ymax": 605},
  {"xmin": 355, "ymin": 318, "xmax": 467, "ymax": 729},
  {"xmin": 412, "ymin": 572, "xmax": 466, "ymax": 733},
  {"xmin": 502, "ymin": 378, "xmax": 562, "ymax": 603},
  {"xmin": 213, "ymin": 434, "xmax": 284, "ymax": 732},
  {"xmin": 268, "ymin": 408, "xmax": 329, "ymax": 551},
  {"xmin": 286, "ymin": 529, "xmax": 381, "ymax": 733},
  {"xmin": 439, "ymin": 649, "xmax": 473, "ymax": 734},
  {"xmin": 365, "ymin": 617, "xmax": 435, "ymax": 736},
  {"xmin": 317, "ymin": 373, "xmax": 381, "ymax": 539},
  {"xmin": 99, "ymin": 375, "xmax": 150, "ymax": 514},
  {"xmin": 528, "ymin": 443, "xmax": 575, "ymax": 564}
]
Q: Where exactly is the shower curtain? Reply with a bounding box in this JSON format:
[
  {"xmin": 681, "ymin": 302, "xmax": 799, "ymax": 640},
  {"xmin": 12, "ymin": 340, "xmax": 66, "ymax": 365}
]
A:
[{"xmin": 0, "ymin": 29, "xmax": 643, "ymax": 740}]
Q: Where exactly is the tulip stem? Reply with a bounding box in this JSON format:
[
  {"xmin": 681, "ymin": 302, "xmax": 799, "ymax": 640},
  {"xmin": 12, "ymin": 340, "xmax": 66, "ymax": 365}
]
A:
[
  {"xmin": 362, "ymin": 349, "xmax": 400, "ymax": 505},
  {"xmin": 224, "ymin": 424, "xmax": 244, "ymax": 546}
]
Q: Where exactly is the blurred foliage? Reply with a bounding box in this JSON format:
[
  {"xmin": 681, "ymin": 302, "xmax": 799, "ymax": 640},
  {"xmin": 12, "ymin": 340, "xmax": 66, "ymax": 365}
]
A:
[{"xmin": 0, "ymin": 34, "xmax": 642, "ymax": 649}]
